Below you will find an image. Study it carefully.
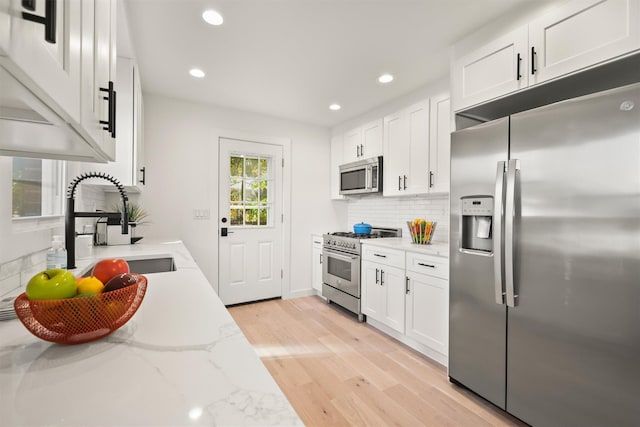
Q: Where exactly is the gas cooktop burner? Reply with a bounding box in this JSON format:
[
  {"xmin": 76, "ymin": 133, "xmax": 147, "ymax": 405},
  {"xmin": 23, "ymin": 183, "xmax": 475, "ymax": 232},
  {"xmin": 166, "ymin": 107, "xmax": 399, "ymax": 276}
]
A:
[{"xmin": 329, "ymin": 232, "xmax": 380, "ymax": 239}]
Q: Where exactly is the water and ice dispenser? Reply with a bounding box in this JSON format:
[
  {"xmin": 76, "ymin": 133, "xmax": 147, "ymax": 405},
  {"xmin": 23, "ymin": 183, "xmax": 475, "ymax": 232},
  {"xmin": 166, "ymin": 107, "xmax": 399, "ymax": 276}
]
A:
[{"xmin": 460, "ymin": 196, "xmax": 493, "ymax": 253}]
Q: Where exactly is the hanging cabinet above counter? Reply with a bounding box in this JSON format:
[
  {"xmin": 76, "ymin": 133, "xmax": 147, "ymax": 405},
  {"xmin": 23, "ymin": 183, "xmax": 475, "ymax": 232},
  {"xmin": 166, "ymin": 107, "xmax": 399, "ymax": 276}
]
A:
[{"xmin": 0, "ymin": 0, "xmax": 117, "ymax": 163}]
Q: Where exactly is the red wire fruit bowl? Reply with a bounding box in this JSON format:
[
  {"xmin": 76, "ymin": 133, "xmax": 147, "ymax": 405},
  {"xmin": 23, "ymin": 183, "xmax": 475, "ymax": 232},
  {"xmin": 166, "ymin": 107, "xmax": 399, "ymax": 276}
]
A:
[{"xmin": 13, "ymin": 274, "xmax": 147, "ymax": 345}]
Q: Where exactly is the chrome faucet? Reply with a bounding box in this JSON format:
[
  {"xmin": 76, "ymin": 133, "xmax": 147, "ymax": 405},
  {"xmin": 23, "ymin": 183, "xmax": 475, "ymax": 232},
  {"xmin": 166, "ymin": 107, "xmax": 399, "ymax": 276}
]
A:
[{"xmin": 65, "ymin": 172, "xmax": 128, "ymax": 269}]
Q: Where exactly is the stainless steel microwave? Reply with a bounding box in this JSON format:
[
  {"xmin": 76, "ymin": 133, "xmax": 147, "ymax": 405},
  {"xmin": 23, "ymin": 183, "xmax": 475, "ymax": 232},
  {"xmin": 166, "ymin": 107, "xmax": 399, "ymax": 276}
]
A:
[{"xmin": 339, "ymin": 156, "xmax": 382, "ymax": 195}]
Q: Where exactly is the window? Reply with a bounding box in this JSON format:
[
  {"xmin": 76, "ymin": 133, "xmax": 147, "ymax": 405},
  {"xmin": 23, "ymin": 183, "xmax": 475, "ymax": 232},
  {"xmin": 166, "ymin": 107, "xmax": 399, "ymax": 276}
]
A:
[
  {"xmin": 12, "ymin": 158, "xmax": 65, "ymax": 218},
  {"xmin": 229, "ymin": 155, "xmax": 272, "ymax": 227}
]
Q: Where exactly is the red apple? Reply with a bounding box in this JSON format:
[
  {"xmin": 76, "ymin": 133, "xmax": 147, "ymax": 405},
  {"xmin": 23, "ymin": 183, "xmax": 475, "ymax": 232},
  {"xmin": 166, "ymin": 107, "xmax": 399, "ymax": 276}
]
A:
[{"xmin": 92, "ymin": 258, "xmax": 129, "ymax": 285}]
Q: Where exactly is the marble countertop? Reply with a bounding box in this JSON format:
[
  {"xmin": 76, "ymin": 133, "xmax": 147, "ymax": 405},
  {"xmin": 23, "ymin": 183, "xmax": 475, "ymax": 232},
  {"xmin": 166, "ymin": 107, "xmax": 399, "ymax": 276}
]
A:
[
  {"xmin": 361, "ymin": 237, "xmax": 449, "ymax": 258},
  {"xmin": 0, "ymin": 240, "xmax": 302, "ymax": 426}
]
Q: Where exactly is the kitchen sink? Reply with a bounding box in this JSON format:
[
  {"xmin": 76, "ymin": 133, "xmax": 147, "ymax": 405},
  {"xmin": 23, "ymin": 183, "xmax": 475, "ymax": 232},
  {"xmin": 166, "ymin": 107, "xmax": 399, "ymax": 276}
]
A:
[
  {"xmin": 81, "ymin": 256, "xmax": 176, "ymax": 276},
  {"xmin": 126, "ymin": 257, "xmax": 176, "ymax": 274}
]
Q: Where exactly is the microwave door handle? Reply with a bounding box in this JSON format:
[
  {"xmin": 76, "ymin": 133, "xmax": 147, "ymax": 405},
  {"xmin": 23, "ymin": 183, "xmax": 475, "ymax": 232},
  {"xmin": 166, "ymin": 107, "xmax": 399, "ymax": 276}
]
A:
[{"xmin": 365, "ymin": 167, "xmax": 371, "ymax": 190}]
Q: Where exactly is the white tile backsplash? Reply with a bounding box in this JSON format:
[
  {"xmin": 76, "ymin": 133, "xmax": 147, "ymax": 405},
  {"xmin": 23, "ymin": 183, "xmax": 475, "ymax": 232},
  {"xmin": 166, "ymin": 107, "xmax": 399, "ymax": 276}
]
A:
[
  {"xmin": 346, "ymin": 194, "xmax": 450, "ymax": 243},
  {"xmin": 0, "ymin": 185, "xmax": 105, "ymax": 297},
  {"xmin": 0, "ymin": 249, "xmax": 47, "ymax": 297}
]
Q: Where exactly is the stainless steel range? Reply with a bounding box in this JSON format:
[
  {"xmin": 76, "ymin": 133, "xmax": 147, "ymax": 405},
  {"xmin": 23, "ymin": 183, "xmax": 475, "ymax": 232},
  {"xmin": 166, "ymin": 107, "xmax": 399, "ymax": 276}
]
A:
[{"xmin": 322, "ymin": 226, "xmax": 401, "ymax": 321}]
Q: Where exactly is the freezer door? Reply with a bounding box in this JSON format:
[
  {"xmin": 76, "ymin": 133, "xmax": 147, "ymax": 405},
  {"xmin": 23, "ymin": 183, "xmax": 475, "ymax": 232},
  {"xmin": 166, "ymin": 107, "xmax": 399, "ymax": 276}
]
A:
[
  {"xmin": 507, "ymin": 83, "xmax": 640, "ymax": 426},
  {"xmin": 449, "ymin": 117, "xmax": 508, "ymax": 409}
]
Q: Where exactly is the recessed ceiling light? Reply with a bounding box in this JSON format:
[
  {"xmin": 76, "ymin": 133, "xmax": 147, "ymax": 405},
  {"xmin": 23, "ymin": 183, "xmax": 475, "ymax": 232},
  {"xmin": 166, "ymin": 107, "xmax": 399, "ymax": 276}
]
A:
[
  {"xmin": 189, "ymin": 68, "xmax": 205, "ymax": 78},
  {"xmin": 329, "ymin": 104, "xmax": 341, "ymax": 111},
  {"xmin": 202, "ymin": 9, "xmax": 223, "ymax": 26},
  {"xmin": 378, "ymin": 73, "xmax": 394, "ymax": 84}
]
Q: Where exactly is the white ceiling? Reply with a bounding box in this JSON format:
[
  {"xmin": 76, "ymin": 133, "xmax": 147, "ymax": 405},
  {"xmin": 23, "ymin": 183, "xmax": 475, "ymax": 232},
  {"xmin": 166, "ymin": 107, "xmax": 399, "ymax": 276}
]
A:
[{"xmin": 122, "ymin": 0, "xmax": 532, "ymax": 128}]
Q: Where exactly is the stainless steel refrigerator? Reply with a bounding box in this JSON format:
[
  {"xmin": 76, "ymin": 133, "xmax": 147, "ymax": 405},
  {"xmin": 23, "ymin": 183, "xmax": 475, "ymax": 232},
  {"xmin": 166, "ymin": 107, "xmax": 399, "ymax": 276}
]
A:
[{"xmin": 449, "ymin": 82, "xmax": 640, "ymax": 426}]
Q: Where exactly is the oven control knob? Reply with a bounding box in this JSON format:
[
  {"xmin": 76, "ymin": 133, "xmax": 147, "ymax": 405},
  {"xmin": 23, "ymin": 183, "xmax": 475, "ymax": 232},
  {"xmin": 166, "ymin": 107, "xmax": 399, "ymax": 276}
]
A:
[{"xmin": 350, "ymin": 243, "xmax": 356, "ymax": 249}]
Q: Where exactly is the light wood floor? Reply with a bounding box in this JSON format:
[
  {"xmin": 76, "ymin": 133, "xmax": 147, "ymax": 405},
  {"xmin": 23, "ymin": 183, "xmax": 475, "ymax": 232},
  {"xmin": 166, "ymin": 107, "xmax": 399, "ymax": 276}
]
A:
[{"xmin": 229, "ymin": 296, "xmax": 525, "ymax": 427}]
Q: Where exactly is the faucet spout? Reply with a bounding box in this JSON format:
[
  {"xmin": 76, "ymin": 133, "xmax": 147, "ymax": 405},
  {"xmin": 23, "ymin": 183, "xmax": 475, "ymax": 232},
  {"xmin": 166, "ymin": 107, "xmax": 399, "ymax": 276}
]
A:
[{"xmin": 65, "ymin": 172, "xmax": 129, "ymax": 269}]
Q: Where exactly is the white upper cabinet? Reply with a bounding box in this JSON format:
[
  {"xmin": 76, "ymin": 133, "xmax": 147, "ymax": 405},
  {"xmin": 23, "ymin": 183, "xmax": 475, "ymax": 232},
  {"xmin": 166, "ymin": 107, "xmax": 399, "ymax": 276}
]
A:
[
  {"xmin": 453, "ymin": 26, "xmax": 529, "ymax": 112},
  {"xmin": 0, "ymin": 0, "xmax": 119, "ymax": 162},
  {"xmin": 361, "ymin": 119, "xmax": 383, "ymax": 159},
  {"xmin": 83, "ymin": 56, "xmax": 145, "ymax": 191},
  {"xmin": 452, "ymin": 0, "xmax": 640, "ymax": 111},
  {"xmin": 383, "ymin": 99, "xmax": 431, "ymax": 196},
  {"xmin": 342, "ymin": 126, "xmax": 362, "ymax": 164},
  {"xmin": 382, "ymin": 110, "xmax": 407, "ymax": 196},
  {"xmin": 428, "ymin": 94, "xmax": 451, "ymax": 193},
  {"xmin": 80, "ymin": 0, "xmax": 117, "ymax": 161},
  {"xmin": 342, "ymin": 119, "xmax": 383, "ymax": 164},
  {"xmin": 529, "ymin": 0, "xmax": 640, "ymax": 84},
  {"xmin": 1, "ymin": 0, "xmax": 82, "ymax": 122}
]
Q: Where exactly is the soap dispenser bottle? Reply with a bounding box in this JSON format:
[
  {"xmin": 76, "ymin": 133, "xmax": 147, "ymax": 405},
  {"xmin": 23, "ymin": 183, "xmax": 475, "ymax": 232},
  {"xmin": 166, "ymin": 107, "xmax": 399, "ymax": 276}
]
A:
[{"xmin": 46, "ymin": 235, "xmax": 67, "ymax": 269}]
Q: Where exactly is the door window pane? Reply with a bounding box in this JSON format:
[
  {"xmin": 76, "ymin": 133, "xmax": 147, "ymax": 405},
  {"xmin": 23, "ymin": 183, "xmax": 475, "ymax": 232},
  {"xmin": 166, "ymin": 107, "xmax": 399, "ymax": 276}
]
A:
[
  {"xmin": 230, "ymin": 208, "xmax": 243, "ymax": 225},
  {"xmin": 228, "ymin": 154, "xmax": 272, "ymax": 227}
]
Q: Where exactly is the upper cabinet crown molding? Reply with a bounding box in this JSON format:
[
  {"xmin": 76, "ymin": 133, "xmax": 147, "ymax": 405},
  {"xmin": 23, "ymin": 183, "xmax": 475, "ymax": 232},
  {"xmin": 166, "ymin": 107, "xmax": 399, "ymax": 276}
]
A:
[{"xmin": 452, "ymin": 0, "xmax": 640, "ymax": 112}]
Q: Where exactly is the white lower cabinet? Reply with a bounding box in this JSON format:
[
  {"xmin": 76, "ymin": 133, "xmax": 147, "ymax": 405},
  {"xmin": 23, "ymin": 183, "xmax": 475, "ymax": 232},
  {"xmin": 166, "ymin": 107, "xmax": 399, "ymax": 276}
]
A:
[
  {"xmin": 311, "ymin": 235, "xmax": 323, "ymax": 293},
  {"xmin": 405, "ymin": 251, "xmax": 449, "ymax": 357},
  {"xmin": 361, "ymin": 246, "xmax": 406, "ymax": 334},
  {"xmin": 362, "ymin": 243, "xmax": 449, "ymax": 364}
]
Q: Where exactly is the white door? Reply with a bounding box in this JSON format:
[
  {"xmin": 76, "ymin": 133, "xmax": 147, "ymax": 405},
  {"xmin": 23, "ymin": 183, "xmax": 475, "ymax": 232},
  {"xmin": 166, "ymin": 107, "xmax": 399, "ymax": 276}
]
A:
[{"xmin": 218, "ymin": 138, "xmax": 283, "ymax": 305}]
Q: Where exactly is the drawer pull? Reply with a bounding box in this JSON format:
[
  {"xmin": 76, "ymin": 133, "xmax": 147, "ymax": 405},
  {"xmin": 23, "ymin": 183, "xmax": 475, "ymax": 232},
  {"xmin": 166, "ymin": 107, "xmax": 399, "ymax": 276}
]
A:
[
  {"xmin": 373, "ymin": 254, "xmax": 387, "ymax": 258},
  {"xmin": 418, "ymin": 262, "xmax": 435, "ymax": 268}
]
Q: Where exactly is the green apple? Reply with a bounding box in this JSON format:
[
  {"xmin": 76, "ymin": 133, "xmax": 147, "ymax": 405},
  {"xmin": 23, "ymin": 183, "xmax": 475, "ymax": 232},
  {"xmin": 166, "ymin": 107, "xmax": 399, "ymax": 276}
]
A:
[{"xmin": 26, "ymin": 269, "xmax": 78, "ymax": 300}]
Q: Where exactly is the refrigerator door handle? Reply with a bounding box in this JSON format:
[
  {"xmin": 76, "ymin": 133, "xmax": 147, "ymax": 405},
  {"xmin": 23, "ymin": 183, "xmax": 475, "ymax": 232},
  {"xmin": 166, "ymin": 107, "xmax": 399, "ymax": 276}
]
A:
[
  {"xmin": 505, "ymin": 158, "xmax": 520, "ymax": 307},
  {"xmin": 494, "ymin": 161, "xmax": 506, "ymax": 305}
]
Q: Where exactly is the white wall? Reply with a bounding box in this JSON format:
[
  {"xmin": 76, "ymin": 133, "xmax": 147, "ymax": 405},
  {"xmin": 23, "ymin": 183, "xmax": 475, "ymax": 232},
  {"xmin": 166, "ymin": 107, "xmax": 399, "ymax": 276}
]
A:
[
  {"xmin": 137, "ymin": 94, "xmax": 345, "ymax": 297},
  {"xmin": 332, "ymin": 78, "xmax": 449, "ymax": 136}
]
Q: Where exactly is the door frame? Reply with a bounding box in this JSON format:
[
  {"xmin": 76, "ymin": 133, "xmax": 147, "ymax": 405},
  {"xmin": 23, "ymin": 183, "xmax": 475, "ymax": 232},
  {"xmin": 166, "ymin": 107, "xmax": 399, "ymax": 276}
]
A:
[{"xmin": 213, "ymin": 129, "xmax": 292, "ymax": 300}]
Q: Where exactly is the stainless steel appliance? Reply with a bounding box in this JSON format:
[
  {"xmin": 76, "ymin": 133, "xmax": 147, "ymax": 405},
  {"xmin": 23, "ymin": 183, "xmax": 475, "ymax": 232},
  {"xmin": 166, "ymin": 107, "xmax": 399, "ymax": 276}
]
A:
[
  {"xmin": 339, "ymin": 156, "xmax": 382, "ymax": 195},
  {"xmin": 449, "ymin": 82, "xmax": 640, "ymax": 426},
  {"xmin": 322, "ymin": 226, "xmax": 401, "ymax": 321}
]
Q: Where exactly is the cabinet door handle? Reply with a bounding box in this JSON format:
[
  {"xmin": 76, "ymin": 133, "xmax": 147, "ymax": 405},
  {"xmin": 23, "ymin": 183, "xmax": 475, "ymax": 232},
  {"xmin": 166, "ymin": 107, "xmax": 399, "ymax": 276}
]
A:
[
  {"xmin": 418, "ymin": 262, "xmax": 435, "ymax": 269},
  {"xmin": 360, "ymin": 144, "xmax": 364, "ymax": 156},
  {"xmin": 373, "ymin": 253, "xmax": 387, "ymax": 258},
  {"xmin": 531, "ymin": 47, "xmax": 537, "ymax": 75},
  {"xmin": 111, "ymin": 88, "xmax": 117, "ymax": 138},
  {"xmin": 22, "ymin": 0, "xmax": 56, "ymax": 44},
  {"xmin": 398, "ymin": 176, "xmax": 402, "ymax": 191},
  {"xmin": 516, "ymin": 53, "xmax": 522, "ymax": 80},
  {"xmin": 99, "ymin": 81, "xmax": 116, "ymax": 138},
  {"xmin": 319, "ymin": 254, "xmax": 323, "ymax": 264},
  {"xmin": 375, "ymin": 268, "xmax": 379, "ymax": 284},
  {"xmin": 380, "ymin": 269, "xmax": 384, "ymax": 285},
  {"xmin": 356, "ymin": 145, "xmax": 360, "ymax": 157},
  {"xmin": 139, "ymin": 166, "xmax": 146, "ymax": 185},
  {"xmin": 403, "ymin": 175, "xmax": 407, "ymax": 190},
  {"xmin": 22, "ymin": 0, "xmax": 36, "ymax": 11},
  {"xmin": 405, "ymin": 277, "xmax": 410, "ymax": 294},
  {"xmin": 429, "ymin": 171, "xmax": 434, "ymax": 188}
]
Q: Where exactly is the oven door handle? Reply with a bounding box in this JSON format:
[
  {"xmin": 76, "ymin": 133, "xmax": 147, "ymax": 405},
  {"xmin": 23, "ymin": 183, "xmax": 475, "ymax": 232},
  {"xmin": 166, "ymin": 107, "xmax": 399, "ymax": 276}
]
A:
[{"xmin": 322, "ymin": 249, "xmax": 359, "ymax": 262}]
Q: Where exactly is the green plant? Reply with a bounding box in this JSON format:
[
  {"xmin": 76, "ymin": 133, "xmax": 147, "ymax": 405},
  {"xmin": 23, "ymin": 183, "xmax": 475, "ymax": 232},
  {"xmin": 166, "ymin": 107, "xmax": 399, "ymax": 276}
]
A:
[{"xmin": 111, "ymin": 201, "xmax": 149, "ymax": 224}]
